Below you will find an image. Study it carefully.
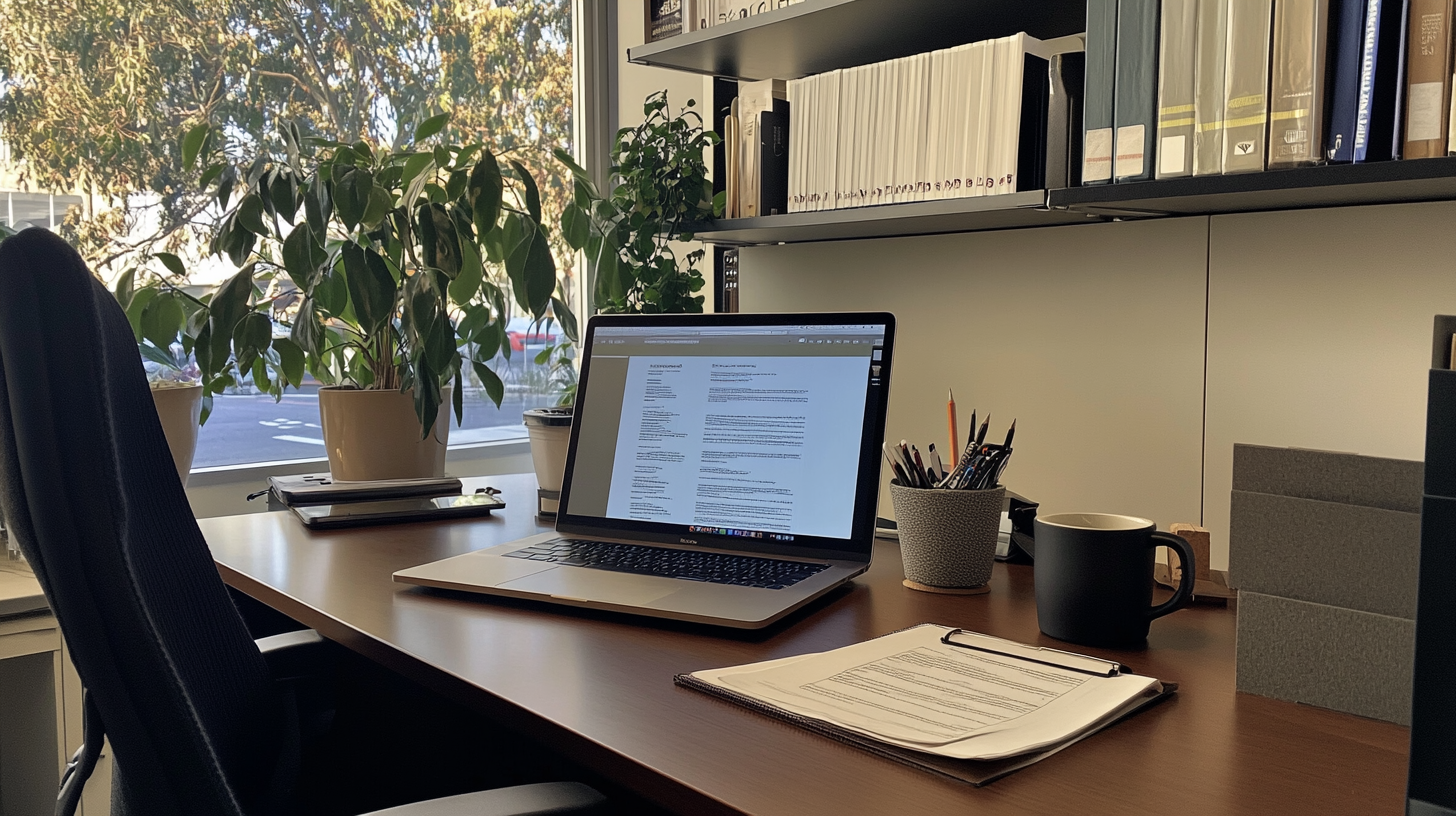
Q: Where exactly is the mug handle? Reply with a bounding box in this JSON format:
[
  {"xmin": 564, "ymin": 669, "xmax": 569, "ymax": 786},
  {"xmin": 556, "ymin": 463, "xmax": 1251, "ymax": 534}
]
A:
[{"xmin": 1147, "ymin": 531, "xmax": 1196, "ymax": 620}]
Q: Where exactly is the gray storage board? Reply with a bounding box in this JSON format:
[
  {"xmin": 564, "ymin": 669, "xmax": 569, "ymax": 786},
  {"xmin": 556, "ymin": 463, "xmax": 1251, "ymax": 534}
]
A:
[
  {"xmin": 1231, "ymin": 444, "xmax": 1422, "ymax": 513},
  {"xmin": 1228, "ymin": 490, "xmax": 1420, "ymax": 618},
  {"xmin": 1237, "ymin": 591, "xmax": 1414, "ymax": 725}
]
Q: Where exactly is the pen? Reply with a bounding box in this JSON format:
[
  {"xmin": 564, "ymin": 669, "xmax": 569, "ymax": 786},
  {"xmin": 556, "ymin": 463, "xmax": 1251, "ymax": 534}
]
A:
[
  {"xmin": 947, "ymin": 390, "xmax": 959, "ymax": 462},
  {"xmin": 1003, "ymin": 419, "xmax": 1016, "ymax": 450},
  {"xmin": 911, "ymin": 445, "xmax": 930, "ymax": 486},
  {"xmin": 974, "ymin": 414, "xmax": 991, "ymax": 450},
  {"xmin": 927, "ymin": 443, "xmax": 944, "ymax": 483}
]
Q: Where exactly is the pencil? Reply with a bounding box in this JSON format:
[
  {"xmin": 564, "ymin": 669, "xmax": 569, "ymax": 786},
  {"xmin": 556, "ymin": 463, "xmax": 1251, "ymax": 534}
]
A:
[{"xmin": 947, "ymin": 390, "xmax": 959, "ymax": 464}]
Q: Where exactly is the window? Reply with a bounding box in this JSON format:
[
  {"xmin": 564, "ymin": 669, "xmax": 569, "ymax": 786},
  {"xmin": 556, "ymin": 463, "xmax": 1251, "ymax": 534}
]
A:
[{"xmin": 0, "ymin": 1, "xmax": 584, "ymax": 471}]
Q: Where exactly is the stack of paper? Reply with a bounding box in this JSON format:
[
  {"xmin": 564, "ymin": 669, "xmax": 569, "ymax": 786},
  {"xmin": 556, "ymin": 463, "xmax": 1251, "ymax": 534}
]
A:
[{"xmin": 683, "ymin": 624, "xmax": 1167, "ymax": 762}]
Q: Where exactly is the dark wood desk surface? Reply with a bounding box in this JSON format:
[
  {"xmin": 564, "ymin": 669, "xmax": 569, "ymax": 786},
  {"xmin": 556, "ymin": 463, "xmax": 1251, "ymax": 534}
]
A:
[{"xmin": 202, "ymin": 474, "xmax": 1410, "ymax": 816}]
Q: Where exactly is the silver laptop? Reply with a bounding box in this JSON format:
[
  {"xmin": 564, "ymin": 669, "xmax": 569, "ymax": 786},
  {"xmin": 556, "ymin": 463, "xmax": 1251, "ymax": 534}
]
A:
[{"xmin": 394, "ymin": 312, "xmax": 896, "ymax": 628}]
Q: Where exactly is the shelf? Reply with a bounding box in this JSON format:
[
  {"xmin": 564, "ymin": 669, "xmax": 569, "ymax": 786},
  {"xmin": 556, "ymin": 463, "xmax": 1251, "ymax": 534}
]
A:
[
  {"xmin": 1049, "ymin": 156, "xmax": 1456, "ymax": 217},
  {"xmin": 687, "ymin": 192, "xmax": 1102, "ymax": 245},
  {"xmin": 629, "ymin": 0, "xmax": 1087, "ymax": 81}
]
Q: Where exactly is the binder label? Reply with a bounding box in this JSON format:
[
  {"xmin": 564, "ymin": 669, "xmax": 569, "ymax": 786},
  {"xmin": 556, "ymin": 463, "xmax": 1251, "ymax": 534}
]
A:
[
  {"xmin": 1408, "ymin": 81, "xmax": 1444, "ymax": 142},
  {"xmin": 1115, "ymin": 124, "xmax": 1146, "ymax": 178},
  {"xmin": 1159, "ymin": 135, "xmax": 1187, "ymax": 175},
  {"xmin": 1083, "ymin": 128, "xmax": 1114, "ymax": 182}
]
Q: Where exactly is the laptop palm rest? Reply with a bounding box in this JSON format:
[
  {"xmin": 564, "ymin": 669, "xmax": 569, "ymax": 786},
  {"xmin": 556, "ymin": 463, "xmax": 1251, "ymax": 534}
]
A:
[{"xmin": 497, "ymin": 567, "xmax": 678, "ymax": 606}]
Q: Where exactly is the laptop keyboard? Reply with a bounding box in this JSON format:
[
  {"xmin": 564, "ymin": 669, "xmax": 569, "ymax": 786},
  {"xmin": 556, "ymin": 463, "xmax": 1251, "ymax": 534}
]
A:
[{"xmin": 503, "ymin": 539, "xmax": 830, "ymax": 590}]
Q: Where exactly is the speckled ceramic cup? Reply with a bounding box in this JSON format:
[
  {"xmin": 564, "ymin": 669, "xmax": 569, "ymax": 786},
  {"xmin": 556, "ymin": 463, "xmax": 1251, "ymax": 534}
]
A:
[{"xmin": 889, "ymin": 484, "xmax": 1005, "ymax": 591}]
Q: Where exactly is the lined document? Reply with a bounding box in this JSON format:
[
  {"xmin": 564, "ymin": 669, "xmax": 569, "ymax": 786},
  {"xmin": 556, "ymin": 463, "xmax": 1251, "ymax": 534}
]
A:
[{"xmin": 690, "ymin": 625, "xmax": 1163, "ymax": 760}]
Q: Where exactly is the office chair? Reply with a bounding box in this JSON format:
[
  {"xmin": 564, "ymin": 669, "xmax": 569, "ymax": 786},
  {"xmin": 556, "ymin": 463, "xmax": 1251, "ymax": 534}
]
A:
[{"xmin": 0, "ymin": 228, "xmax": 605, "ymax": 816}]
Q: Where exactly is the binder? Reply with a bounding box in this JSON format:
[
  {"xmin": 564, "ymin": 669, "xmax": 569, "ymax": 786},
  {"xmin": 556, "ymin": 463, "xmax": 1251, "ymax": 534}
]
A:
[
  {"xmin": 756, "ymin": 106, "xmax": 790, "ymax": 216},
  {"xmin": 1194, "ymin": 0, "xmax": 1230, "ymax": 174},
  {"xmin": 676, "ymin": 625, "xmax": 1177, "ymax": 787},
  {"xmin": 1223, "ymin": 0, "xmax": 1276, "ymax": 173},
  {"xmin": 1268, "ymin": 0, "xmax": 1331, "ymax": 167},
  {"xmin": 1157, "ymin": 0, "xmax": 1199, "ymax": 178},
  {"xmin": 1403, "ymin": 0, "xmax": 1455, "ymax": 158},
  {"xmin": 1114, "ymin": 0, "xmax": 1162, "ymax": 181},
  {"xmin": 1084, "ymin": 0, "xmax": 1120, "ymax": 184}
]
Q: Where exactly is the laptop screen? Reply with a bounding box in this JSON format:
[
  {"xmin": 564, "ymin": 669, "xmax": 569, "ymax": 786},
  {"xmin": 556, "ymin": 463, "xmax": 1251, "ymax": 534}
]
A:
[{"xmin": 556, "ymin": 314, "xmax": 894, "ymax": 559}]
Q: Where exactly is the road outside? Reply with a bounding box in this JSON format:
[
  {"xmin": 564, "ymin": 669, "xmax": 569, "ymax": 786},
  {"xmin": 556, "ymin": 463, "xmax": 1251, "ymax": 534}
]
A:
[{"xmin": 193, "ymin": 383, "xmax": 556, "ymax": 468}]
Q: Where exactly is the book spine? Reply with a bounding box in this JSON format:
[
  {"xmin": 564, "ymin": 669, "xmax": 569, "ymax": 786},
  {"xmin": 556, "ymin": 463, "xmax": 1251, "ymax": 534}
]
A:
[
  {"xmin": 1223, "ymin": 0, "xmax": 1275, "ymax": 173},
  {"xmin": 647, "ymin": 0, "xmax": 684, "ymax": 41},
  {"xmin": 1083, "ymin": 0, "xmax": 1119, "ymax": 184},
  {"xmin": 1354, "ymin": 0, "xmax": 1386, "ymax": 158},
  {"xmin": 1048, "ymin": 51, "xmax": 1087, "ymax": 188},
  {"xmin": 1017, "ymin": 52, "xmax": 1053, "ymax": 191},
  {"xmin": 1327, "ymin": 0, "xmax": 1369, "ymax": 159},
  {"xmin": 1268, "ymin": 0, "xmax": 1332, "ymax": 167},
  {"xmin": 1157, "ymin": 0, "xmax": 1199, "ymax": 177},
  {"xmin": 759, "ymin": 105, "xmax": 790, "ymax": 215},
  {"xmin": 1403, "ymin": 0, "xmax": 1453, "ymax": 157},
  {"xmin": 1194, "ymin": 0, "xmax": 1230, "ymax": 174},
  {"xmin": 1114, "ymin": 0, "xmax": 1161, "ymax": 181}
]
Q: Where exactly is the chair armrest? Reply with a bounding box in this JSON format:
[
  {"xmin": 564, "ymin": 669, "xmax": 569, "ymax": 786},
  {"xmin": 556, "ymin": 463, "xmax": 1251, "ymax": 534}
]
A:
[
  {"xmin": 359, "ymin": 782, "xmax": 607, "ymax": 816},
  {"xmin": 256, "ymin": 628, "xmax": 335, "ymax": 681}
]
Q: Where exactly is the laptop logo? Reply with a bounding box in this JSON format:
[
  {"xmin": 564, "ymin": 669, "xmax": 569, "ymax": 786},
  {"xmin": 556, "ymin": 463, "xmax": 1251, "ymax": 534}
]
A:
[{"xmin": 680, "ymin": 538, "xmax": 698, "ymax": 545}]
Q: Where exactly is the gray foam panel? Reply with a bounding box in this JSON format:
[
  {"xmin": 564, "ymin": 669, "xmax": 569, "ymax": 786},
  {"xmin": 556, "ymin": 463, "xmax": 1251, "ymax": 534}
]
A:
[
  {"xmin": 1229, "ymin": 490, "xmax": 1419, "ymax": 618},
  {"xmin": 1236, "ymin": 591, "xmax": 1414, "ymax": 725},
  {"xmin": 1231, "ymin": 444, "xmax": 1422, "ymax": 513}
]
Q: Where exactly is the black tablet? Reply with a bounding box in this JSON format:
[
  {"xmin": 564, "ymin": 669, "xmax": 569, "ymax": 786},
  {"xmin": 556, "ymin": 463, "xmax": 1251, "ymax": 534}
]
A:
[{"xmin": 291, "ymin": 493, "xmax": 506, "ymax": 529}]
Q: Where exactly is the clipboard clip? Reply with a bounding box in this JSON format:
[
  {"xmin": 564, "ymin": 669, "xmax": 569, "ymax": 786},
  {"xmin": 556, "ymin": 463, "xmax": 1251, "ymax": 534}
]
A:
[{"xmin": 939, "ymin": 628, "xmax": 1127, "ymax": 677}]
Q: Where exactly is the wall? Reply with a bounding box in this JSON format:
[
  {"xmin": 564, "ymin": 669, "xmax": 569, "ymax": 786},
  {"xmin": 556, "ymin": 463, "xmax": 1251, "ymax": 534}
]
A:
[{"xmin": 740, "ymin": 202, "xmax": 1456, "ymax": 569}]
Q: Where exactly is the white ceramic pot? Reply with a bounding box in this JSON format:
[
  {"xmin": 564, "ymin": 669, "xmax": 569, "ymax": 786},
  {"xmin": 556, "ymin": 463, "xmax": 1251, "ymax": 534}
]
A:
[
  {"xmin": 150, "ymin": 382, "xmax": 203, "ymax": 486},
  {"xmin": 317, "ymin": 386, "xmax": 451, "ymax": 481},
  {"xmin": 524, "ymin": 407, "xmax": 573, "ymax": 493}
]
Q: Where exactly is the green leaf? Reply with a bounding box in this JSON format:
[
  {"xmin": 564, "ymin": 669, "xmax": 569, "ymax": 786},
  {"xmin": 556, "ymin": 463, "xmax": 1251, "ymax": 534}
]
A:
[
  {"xmin": 237, "ymin": 193, "xmax": 269, "ymax": 236},
  {"xmin": 139, "ymin": 342, "xmax": 180, "ymax": 370},
  {"xmin": 362, "ymin": 184, "xmax": 393, "ymax": 228},
  {"xmin": 291, "ymin": 297, "xmax": 323, "ymax": 356},
  {"xmin": 468, "ymin": 152, "xmax": 503, "ymax": 236},
  {"xmin": 124, "ymin": 288, "xmax": 159, "ymax": 342},
  {"xmin": 473, "ymin": 320, "xmax": 503, "ymax": 361},
  {"xmin": 269, "ymin": 169, "xmax": 299, "ymax": 222},
  {"xmin": 281, "ymin": 226, "xmax": 325, "ymax": 291},
  {"xmin": 232, "ymin": 311, "xmax": 273, "ymax": 372},
  {"xmin": 561, "ymin": 203, "xmax": 590, "ymax": 250},
  {"xmin": 414, "ymin": 113, "xmax": 449, "ymax": 142},
  {"xmin": 522, "ymin": 229, "xmax": 556, "ymax": 318},
  {"xmin": 341, "ymin": 242, "xmax": 397, "ymax": 335},
  {"xmin": 335, "ymin": 169, "xmax": 372, "ymax": 230},
  {"xmin": 113, "ymin": 269, "xmax": 136, "ymax": 311},
  {"xmin": 553, "ymin": 146, "xmax": 589, "ymax": 179},
  {"xmin": 207, "ymin": 265, "xmax": 255, "ymax": 363},
  {"xmin": 141, "ymin": 292, "xmax": 185, "ymax": 349},
  {"xmin": 453, "ymin": 369, "xmax": 465, "ymax": 425},
  {"xmin": 510, "ymin": 159, "xmax": 542, "ymax": 223},
  {"xmin": 427, "ymin": 203, "xmax": 461, "ymax": 277},
  {"xmin": 154, "ymin": 252, "xmax": 187, "ymax": 279},
  {"xmin": 314, "ymin": 265, "xmax": 349, "ymax": 316},
  {"xmin": 552, "ymin": 296, "xmax": 579, "ymax": 344},
  {"xmin": 306, "ymin": 176, "xmax": 331, "ymax": 235},
  {"xmin": 273, "ymin": 337, "xmax": 305, "ymax": 388},
  {"xmin": 448, "ymin": 238, "xmax": 484, "ymax": 305},
  {"xmin": 472, "ymin": 361, "xmax": 504, "ymax": 408},
  {"xmin": 402, "ymin": 152, "xmax": 434, "ymax": 187},
  {"xmin": 182, "ymin": 123, "xmax": 209, "ymax": 171}
]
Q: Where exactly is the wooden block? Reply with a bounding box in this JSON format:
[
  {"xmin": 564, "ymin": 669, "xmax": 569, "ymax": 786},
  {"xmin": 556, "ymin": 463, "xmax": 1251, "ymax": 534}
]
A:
[{"xmin": 1169, "ymin": 523, "xmax": 1212, "ymax": 582}]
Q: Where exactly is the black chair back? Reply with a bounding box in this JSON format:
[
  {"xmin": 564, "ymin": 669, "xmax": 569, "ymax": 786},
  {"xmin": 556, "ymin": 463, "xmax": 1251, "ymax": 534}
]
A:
[{"xmin": 0, "ymin": 229, "xmax": 287, "ymax": 815}]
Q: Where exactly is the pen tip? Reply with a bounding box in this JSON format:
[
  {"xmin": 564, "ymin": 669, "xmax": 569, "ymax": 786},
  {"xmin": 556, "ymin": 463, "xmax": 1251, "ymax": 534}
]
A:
[{"xmin": 948, "ymin": 389, "xmax": 954, "ymax": 401}]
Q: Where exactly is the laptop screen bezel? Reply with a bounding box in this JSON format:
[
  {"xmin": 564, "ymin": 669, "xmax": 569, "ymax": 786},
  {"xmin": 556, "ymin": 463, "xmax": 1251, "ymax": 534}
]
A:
[{"xmin": 553, "ymin": 311, "xmax": 895, "ymax": 563}]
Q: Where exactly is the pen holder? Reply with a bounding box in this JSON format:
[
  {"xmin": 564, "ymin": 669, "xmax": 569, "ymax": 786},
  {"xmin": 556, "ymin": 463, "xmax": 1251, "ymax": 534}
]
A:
[{"xmin": 889, "ymin": 483, "xmax": 1004, "ymax": 594}]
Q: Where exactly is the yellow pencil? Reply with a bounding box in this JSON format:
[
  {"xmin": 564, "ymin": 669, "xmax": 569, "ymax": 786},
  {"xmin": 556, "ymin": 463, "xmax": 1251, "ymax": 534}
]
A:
[{"xmin": 947, "ymin": 389, "xmax": 959, "ymax": 462}]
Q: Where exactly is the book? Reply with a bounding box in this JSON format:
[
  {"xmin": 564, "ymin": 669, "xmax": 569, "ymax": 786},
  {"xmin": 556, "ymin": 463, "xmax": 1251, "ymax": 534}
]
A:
[
  {"xmin": 1114, "ymin": 0, "xmax": 1162, "ymax": 181},
  {"xmin": 1327, "ymin": 0, "xmax": 1370, "ymax": 159},
  {"xmin": 1351, "ymin": 0, "xmax": 1410, "ymax": 161},
  {"xmin": 267, "ymin": 472, "xmax": 463, "ymax": 507},
  {"xmin": 738, "ymin": 79, "xmax": 787, "ymax": 217},
  {"xmin": 756, "ymin": 107, "xmax": 790, "ymax": 215},
  {"xmin": 1194, "ymin": 0, "xmax": 1231, "ymax": 174},
  {"xmin": 1157, "ymin": 0, "xmax": 1200, "ymax": 177},
  {"xmin": 1268, "ymin": 0, "xmax": 1332, "ymax": 167},
  {"xmin": 1404, "ymin": 0, "xmax": 1455, "ymax": 158},
  {"xmin": 1048, "ymin": 50, "xmax": 1088, "ymax": 188},
  {"xmin": 1223, "ymin": 0, "xmax": 1275, "ymax": 173},
  {"xmin": 646, "ymin": 0, "xmax": 684, "ymax": 41},
  {"xmin": 676, "ymin": 625, "xmax": 1176, "ymax": 785},
  {"xmin": 1084, "ymin": 0, "xmax": 1120, "ymax": 184}
]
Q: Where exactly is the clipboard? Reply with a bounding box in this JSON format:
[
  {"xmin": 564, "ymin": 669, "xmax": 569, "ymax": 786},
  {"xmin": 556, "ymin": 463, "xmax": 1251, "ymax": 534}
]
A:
[{"xmin": 674, "ymin": 625, "xmax": 1177, "ymax": 787}]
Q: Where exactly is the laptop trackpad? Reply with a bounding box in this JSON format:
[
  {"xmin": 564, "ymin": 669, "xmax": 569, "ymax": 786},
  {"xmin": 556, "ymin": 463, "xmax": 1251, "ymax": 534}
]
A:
[{"xmin": 497, "ymin": 567, "xmax": 677, "ymax": 606}]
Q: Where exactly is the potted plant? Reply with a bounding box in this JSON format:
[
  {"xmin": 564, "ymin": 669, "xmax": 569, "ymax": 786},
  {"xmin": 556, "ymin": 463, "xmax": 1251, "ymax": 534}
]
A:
[
  {"xmin": 188, "ymin": 116, "xmax": 573, "ymax": 480},
  {"xmin": 523, "ymin": 91, "xmax": 723, "ymax": 500}
]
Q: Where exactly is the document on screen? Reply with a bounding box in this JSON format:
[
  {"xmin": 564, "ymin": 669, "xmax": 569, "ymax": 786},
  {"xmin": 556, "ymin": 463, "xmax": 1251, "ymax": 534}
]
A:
[{"xmin": 604, "ymin": 354, "xmax": 869, "ymax": 537}]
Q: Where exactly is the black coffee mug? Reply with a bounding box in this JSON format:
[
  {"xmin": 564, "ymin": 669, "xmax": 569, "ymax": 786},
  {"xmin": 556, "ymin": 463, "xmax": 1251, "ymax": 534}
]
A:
[{"xmin": 1032, "ymin": 513, "xmax": 1196, "ymax": 647}]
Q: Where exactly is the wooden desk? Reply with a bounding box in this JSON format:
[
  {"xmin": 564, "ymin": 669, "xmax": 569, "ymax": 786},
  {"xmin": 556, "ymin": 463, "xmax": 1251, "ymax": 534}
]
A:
[{"xmin": 203, "ymin": 474, "xmax": 1410, "ymax": 816}]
